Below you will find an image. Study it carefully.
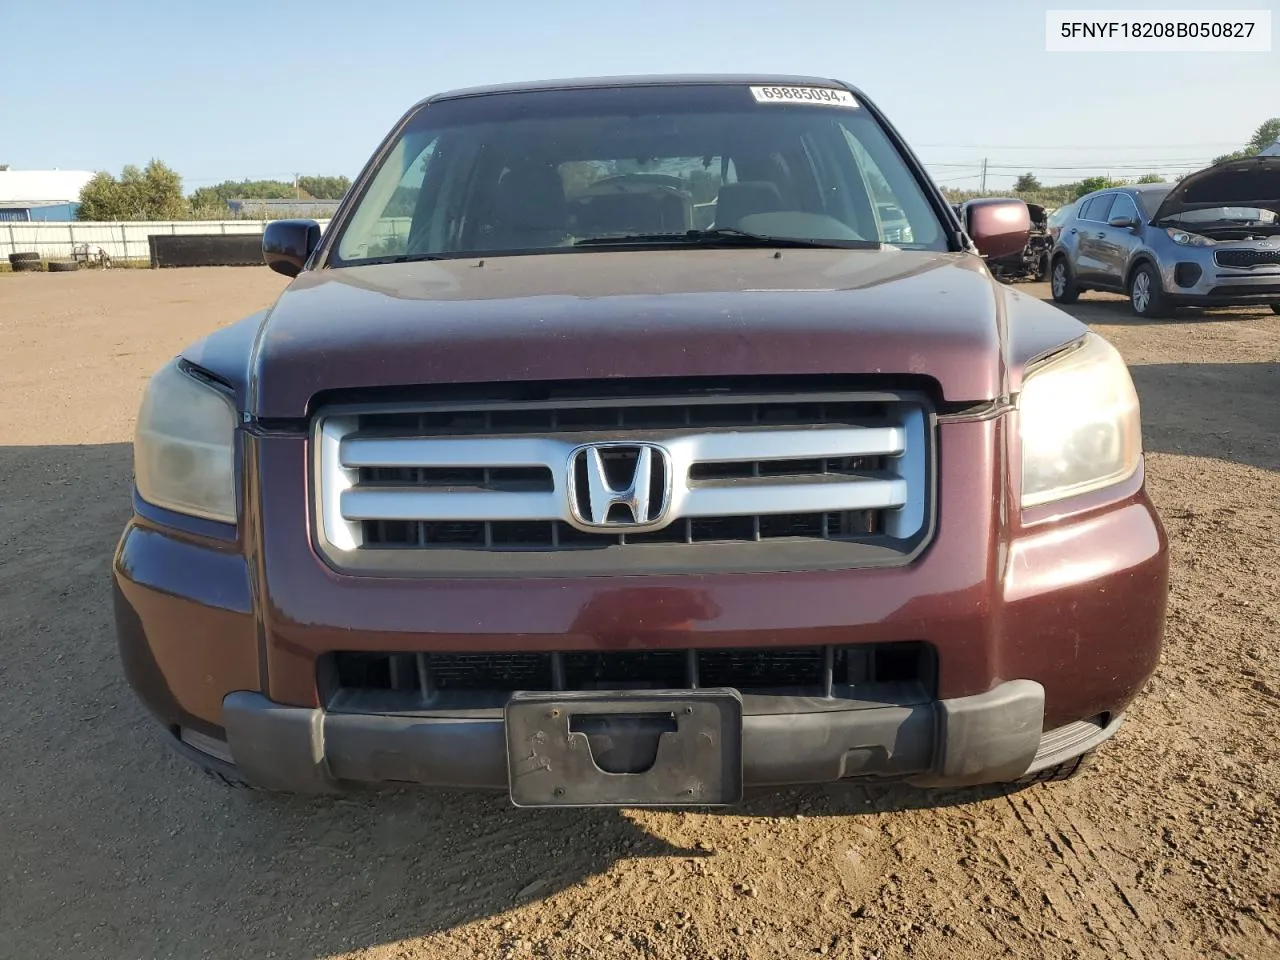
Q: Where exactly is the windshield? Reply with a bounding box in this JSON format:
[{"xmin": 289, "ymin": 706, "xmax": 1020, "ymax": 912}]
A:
[{"xmin": 330, "ymin": 84, "xmax": 947, "ymax": 264}]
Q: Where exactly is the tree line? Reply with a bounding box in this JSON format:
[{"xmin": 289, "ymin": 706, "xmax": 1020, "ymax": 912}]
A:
[
  {"xmin": 77, "ymin": 161, "xmax": 351, "ymax": 221},
  {"xmin": 75, "ymin": 116, "xmax": 1278, "ymax": 221},
  {"xmin": 944, "ymin": 116, "xmax": 1278, "ymax": 209}
]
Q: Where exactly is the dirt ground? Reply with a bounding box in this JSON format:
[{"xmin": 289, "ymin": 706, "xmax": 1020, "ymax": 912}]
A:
[{"xmin": 0, "ymin": 268, "xmax": 1277, "ymax": 960}]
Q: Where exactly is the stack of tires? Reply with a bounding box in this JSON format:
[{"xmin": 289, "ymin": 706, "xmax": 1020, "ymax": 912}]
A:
[
  {"xmin": 7, "ymin": 252, "xmax": 78, "ymax": 272},
  {"xmin": 8, "ymin": 252, "xmax": 43, "ymax": 272}
]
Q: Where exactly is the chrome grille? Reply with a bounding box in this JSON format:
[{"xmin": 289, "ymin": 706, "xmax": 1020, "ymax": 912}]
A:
[{"xmin": 313, "ymin": 390, "xmax": 931, "ymax": 575}]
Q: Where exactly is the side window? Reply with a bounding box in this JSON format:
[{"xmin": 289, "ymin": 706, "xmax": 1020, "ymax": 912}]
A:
[
  {"xmin": 337, "ymin": 137, "xmax": 438, "ymax": 260},
  {"xmin": 856, "ymin": 140, "xmax": 911, "ymax": 243},
  {"xmin": 1081, "ymin": 194, "xmax": 1115, "ymax": 222},
  {"xmin": 839, "ymin": 125, "xmax": 928, "ymax": 245},
  {"xmin": 1110, "ymin": 193, "xmax": 1140, "ymax": 223}
]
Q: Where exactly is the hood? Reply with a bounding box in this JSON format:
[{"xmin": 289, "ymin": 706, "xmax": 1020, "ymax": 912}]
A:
[
  {"xmin": 1151, "ymin": 156, "xmax": 1280, "ymax": 220},
  {"xmin": 245, "ymin": 248, "xmax": 1051, "ymax": 419}
]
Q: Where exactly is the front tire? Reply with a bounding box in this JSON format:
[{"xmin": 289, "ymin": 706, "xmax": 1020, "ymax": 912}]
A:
[
  {"xmin": 1050, "ymin": 257, "xmax": 1079, "ymax": 304},
  {"xmin": 1015, "ymin": 751, "xmax": 1093, "ymax": 785},
  {"xmin": 1129, "ymin": 263, "xmax": 1170, "ymax": 318}
]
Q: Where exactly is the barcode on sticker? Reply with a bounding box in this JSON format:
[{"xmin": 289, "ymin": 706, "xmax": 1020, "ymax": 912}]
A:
[{"xmin": 749, "ymin": 85, "xmax": 858, "ymax": 107}]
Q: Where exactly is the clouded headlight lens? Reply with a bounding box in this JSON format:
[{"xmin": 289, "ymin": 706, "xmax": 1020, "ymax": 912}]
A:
[
  {"xmin": 1166, "ymin": 228, "xmax": 1213, "ymax": 246},
  {"xmin": 134, "ymin": 360, "xmax": 237, "ymax": 523},
  {"xmin": 1019, "ymin": 334, "xmax": 1142, "ymax": 508}
]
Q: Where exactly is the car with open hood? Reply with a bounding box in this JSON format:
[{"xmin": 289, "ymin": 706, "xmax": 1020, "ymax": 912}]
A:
[
  {"xmin": 1049, "ymin": 157, "xmax": 1280, "ymax": 318},
  {"xmin": 111, "ymin": 75, "xmax": 1168, "ymax": 806}
]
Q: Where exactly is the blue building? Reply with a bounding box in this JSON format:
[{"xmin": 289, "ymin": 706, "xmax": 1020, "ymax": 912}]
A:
[{"xmin": 0, "ymin": 170, "xmax": 94, "ymax": 221}]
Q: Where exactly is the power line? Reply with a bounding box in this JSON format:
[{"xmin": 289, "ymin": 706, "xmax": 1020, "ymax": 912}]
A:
[
  {"xmin": 913, "ymin": 141, "xmax": 1240, "ymax": 150},
  {"xmin": 982, "ymin": 162, "xmax": 1207, "ymax": 171},
  {"xmin": 926, "ymin": 156, "xmax": 1216, "ymax": 166}
]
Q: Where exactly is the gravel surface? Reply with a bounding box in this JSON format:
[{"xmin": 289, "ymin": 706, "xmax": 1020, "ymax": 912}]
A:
[{"xmin": 0, "ymin": 269, "xmax": 1277, "ymax": 960}]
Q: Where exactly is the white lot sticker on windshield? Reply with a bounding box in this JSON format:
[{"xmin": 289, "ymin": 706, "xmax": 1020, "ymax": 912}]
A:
[{"xmin": 749, "ymin": 85, "xmax": 858, "ymax": 107}]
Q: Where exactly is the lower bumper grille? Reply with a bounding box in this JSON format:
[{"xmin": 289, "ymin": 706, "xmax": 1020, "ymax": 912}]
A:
[
  {"xmin": 1206, "ymin": 283, "xmax": 1280, "ymax": 297},
  {"xmin": 323, "ymin": 643, "xmax": 935, "ymax": 711}
]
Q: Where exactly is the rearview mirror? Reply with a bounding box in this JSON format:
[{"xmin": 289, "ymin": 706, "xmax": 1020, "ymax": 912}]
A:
[
  {"xmin": 263, "ymin": 219, "xmax": 322, "ymax": 278},
  {"xmin": 1108, "ymin": 216, "xmax": 1137, "ymax": 230},
  {"xmin": 963, "ymin": 199, "xmax": 1031, "ymax": 261}
]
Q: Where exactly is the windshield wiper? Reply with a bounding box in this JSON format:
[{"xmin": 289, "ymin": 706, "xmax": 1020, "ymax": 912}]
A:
[
  {"xmin": 573, "ymin": 227, "xmax": 878, "ymax": 250},
  {"xmin": 350, "ymin": 252, "xmax": 444, "ymax": 266}
]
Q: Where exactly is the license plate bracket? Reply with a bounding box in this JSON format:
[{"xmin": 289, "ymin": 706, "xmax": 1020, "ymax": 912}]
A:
[{"xmin": 505, "ymin": 689, "xmax": 743, "ymax": 808}]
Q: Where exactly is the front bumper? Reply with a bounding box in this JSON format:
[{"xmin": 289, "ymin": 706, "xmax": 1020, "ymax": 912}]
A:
[
  {"xmin": 113, "ymin": 418, "xmax": 1168, "ymax": 800},
  {"xmin": 1162, "ymin": 261, "xmax": 1280, "ymax": 306},
  {"xmin": 176, "ymin": 681, "xmax": 1121, "ymax": 797}
]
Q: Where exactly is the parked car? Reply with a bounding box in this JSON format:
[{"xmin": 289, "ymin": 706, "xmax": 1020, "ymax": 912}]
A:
[
  {"xmin": 955, "ymin": 198, "xmax": 1049, "ymax": 283},
  {"xmin": 1050, "ymin": 160, "xmax": 1280, "ymax": 317},
  {"xmin": 1045, "ymin": 201, "xmax": 1076, "ymax": 244},
  {"xmin": 113, "ymin": 75, "xmax": 1168, "ymax": 806}
]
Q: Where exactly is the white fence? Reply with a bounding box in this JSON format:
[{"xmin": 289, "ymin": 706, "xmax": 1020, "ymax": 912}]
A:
[{"xmin": 1, "ymin": 219, "xmax": 334, "ymax": 263}]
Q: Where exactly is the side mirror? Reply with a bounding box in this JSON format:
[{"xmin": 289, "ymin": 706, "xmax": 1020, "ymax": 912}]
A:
[
  {"xmin": 1108, "ymin": 216, "xmax": 1137, "ymax": 230},
  {"xmin": 263, "ymin": 219, "xmax": 322, "ymax": 278},
  {"xmin": 964, "ymin": 198, "xmax": 1031, "ymax": 261}
]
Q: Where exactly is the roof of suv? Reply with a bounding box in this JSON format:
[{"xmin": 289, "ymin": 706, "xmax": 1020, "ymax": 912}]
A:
[{"xmin": 427, "ymin": 74, "xmax": 857, "ymax": 103}]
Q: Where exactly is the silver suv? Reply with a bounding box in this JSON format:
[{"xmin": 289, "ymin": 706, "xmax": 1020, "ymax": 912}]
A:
[{"xmin": 1049, "ymin": 157, "xmax": 1280, "ymax": 318}]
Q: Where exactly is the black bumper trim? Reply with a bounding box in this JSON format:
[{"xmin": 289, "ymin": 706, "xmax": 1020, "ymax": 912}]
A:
[
  {"xmin": 1167, "ymin": 292, "xmax": 1280, "ymax": 307},
  {"xmin": 206, "ymin": 680, "xmax": 1103, "ymax": 797}
]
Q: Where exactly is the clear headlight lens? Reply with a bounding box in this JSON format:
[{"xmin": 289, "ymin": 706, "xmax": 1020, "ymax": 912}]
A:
[
  {"xmin": 134, "ymin": 360, "xmax": 237, "ymax": 523},
  {"xmin": 1166, "ymin": 228, "xmax": 1213, "ymax": 246},
  {"xmin": 1019, "ymin": 334, "xmax": 1142, "ymax": 508}
]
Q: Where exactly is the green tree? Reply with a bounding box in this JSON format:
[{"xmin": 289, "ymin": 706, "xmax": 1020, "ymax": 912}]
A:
[
  {"xmin": 1014, "ymin": 172, "xmax": 1041, "ymax": 192},
  {"xmin": 296, "ymin": 175, "xmax": 351, "ymax": 199},
  {"xmin": 190, "ymin": 179, "xmax": 295, "ymax": 214},
  {"xmin": 1247, "ymin": 117, "xmax": 1280, "ymax": 153},
  {"xmin": 77, "ymin": 160, "xmax": 188, "ymax": 220},
  {"xmin": 78, "ymin": 172, "xmax": 131, "ymax": 220},
  {"xmin": 188, "ymin": 175, "xmax": 353, "ymax": 215},
  {"xmin": 1212, "ymin": 117, "xmax": 1280, "ymax": 163},
  {"xmin": 1075, "ymin": 176, "xmax": 1124, "ymax": 198},
  {"xmin": 1136, "ymin": 173, "xmax": 1165, "ymax": 184}
]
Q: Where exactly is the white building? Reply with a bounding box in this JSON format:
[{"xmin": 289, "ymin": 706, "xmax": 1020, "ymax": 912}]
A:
[{"xmin": 0, "ymin": 169, "xmax": 96, "ymax": 222}]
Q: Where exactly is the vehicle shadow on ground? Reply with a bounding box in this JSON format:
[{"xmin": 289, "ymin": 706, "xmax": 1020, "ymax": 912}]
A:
[
  {"xmin": 0, "ymin": 443, "xmax": 708, "ymax": 958},
  {"xmin": 1127, "ymin": 362, "xmax": 1280, "ymax": 472},
  {"xmin": 3, "ymin": 360, "xmax": 1272, "ymax": 956},
  {"xmin": 1038, "ymin": 290, "xmax": 1276, "ymax": 327},
  {"xmin": 0, "ymin": 442, "xmax": 1042, "ymax": 959}
]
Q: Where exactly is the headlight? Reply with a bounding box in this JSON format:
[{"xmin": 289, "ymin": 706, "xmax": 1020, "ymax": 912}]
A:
[
  {"xmin": 1019, "ymin": 334, "xmax": 1141, "ymax": 508},
  {"xmin": 1166, "ymin": 228, "xmax": 1213, "ymax": 246},
  {"xmin": 134, "ymin": 360, "xmax": 237, "ymax": 523}
]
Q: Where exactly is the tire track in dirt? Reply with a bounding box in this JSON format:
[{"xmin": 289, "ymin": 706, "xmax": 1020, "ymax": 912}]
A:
[
  {"xmin": 1005, "ymin": 790, "xmax": 1158, "ymax": 960},
  {"xmin": 3, "ymin": 272, "xmax": 1279, "ymax": 960}
]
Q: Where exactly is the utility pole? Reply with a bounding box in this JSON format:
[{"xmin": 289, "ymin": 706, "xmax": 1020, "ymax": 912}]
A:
[
  {"xmin": 294, "ymin": 173, "xmax": 300, "ymax": 199},
  {"xmin": 980, "ymin": 158, "xmax": 988, "ymax": 194}
]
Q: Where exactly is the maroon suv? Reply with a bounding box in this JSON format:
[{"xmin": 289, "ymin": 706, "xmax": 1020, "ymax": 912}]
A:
[{"xmin": 112, "ymin": 75, "xmax": 1168, "ymax": 806}]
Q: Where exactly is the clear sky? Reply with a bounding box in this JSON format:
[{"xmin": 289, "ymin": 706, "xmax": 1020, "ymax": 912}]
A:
[{"xmin": 2, "ymin": 0, "xmax": 1276, "ymax": 191}]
